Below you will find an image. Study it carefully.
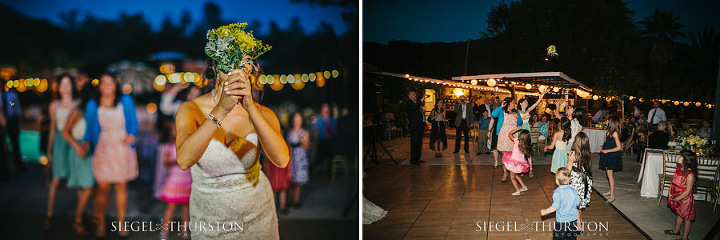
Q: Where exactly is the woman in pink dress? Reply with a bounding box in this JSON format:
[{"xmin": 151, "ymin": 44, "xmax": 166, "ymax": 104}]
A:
[{"xmin": 84, "ymin": 74, "xmax": 138, "ymax": 238}]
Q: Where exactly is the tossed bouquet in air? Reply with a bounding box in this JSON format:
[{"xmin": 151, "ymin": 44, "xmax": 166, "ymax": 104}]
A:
[{"xmin": 205, "ymin": 22, "xmax": 272, "ymax": 74}]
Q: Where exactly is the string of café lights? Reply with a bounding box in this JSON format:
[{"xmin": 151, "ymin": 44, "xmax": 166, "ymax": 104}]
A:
[
  {"xmin": 5, "ymin": 78, "xmax": 50, "ymax": 93},
  {"xmin": 150, "ymin": 70, "xmax": 340, "ymax": 92},
  {"xmin": 405, "ymin": 74, "xmax": 715, "ymax": 109},
  {"xmin": 6, "ymin": 70, "xmax": 340, "ymax": 93}
]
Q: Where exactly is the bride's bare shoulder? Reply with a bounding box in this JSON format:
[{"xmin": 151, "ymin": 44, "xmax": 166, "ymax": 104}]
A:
[{"xmin": 177, "ymin": 94, "xmax": 212, "ymax": 123}]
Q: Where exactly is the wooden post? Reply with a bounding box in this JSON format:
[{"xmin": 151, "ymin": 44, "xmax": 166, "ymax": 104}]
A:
[{"xmin": 713, "ymin": 52, "xmax": 720, "ymax": 144}]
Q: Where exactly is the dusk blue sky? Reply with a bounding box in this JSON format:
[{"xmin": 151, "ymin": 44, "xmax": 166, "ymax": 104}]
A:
[
  {"xmin": 364, "ymin": 0, "xmax": 720, "ymax": 43},
  {"xmin": 2, "ymin": 0, "xmax": 353, "ymax": 35}
]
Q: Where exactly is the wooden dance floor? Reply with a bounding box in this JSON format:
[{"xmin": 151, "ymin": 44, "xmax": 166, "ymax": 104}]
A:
[{"xmin": 363, "ymin": 165, "xmax": 647, "ymax": 239}]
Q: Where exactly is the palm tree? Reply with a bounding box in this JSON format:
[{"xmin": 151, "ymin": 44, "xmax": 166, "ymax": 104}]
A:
[
  {"xmin": 687, "ymin": 27, "xmax": 720, "ymax": 63},
  {"xmin": 638, "ymin": 9, "xmax": 686, "ymax": 64},
  {"xmin": 686, "ymin": 27, "xmax": 720, "ymax": 102}
]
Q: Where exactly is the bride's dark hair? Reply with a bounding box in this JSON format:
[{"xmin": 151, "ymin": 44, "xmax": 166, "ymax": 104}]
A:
[{"xmin": 202, "ymin": 58, "xmax": 263, "ymax": 95}]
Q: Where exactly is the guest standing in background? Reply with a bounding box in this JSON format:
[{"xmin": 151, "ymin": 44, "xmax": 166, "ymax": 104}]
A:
[
  {"xmin": 648, "ymin": 101, "xmax": 666, "ymax": 132},
  {"xmin": 592, "ymin": 108, "xmax": 606, "ymax": 124},
  {"xmin": 1, "ymin": 77, "xmax": 26, "ymax": 172},
  {"xmin": 61, "ymin": 82, "xmax": 96, "ymax": 236},
  {"xmin": 490, "ymin": 98, "xmax": 523, "ymax": 181},
  {"xmin": 698, "ymin": 120, "xmax": 711, "ymax": 139},
  {"xmin": 85, "ymin": 74, "xmax": 139, "ymax": 238},
  {"xmin": 288, "ymin": 112, "xmax": 310, "ymax": 208},
  {"xmin": 477, "ymin": 110, "xmax": 491, "ymax": 155},
  {"xmin": 536, "ymin": 115, "xmax": 550, "ymax": 141},
  {"xmin": 633, "ymin": 106, "xmax": 641, "ymax": 118},
  {"xmin": 599, "ymin": 116, "xmax": 623, "ymax": 205},
  {"xmin": 405, "ymin": 91, "xmax": 426, "ymax": 165},
  {"xmin": 266, "ymin": 140, "xmax": 291, "ymax": 214},
  {"xmin": 453, "ymin": 96, "xmax": 475, "ymax": 153},
  {"xmin": 311, "ymin": 103, "xmax": 336, "ymax": 172},
  {"xmin": 44, "ymin": 74, "xmax": 79, "ymax": 231},
  {"xmin": 429, "ymin": 102, "xmax": 447, "ymax": 157}
]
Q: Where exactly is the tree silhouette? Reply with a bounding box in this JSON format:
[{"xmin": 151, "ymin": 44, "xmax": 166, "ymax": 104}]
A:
[{"xmin": 639, "ymin": 9, "xmax": 686, "ymax": 65}]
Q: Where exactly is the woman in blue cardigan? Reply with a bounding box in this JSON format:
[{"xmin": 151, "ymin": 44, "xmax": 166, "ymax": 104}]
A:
[
  {"xmin": 84, "ymin": 74, "xmax": 138, "ymax": 238},
  {"xmin": 488, "ymin": 98, "xmax": 523, "ymax": 182}
]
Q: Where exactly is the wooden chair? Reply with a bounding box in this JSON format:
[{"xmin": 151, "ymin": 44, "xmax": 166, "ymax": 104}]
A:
[
  {"xmin": 696, "ymin": 156, "xmax": 719, "ymax": 212},
  {"xmin": 622, "ymin": 128, "xmax": 636, "ymax": 156},
  {"xmin": 658, "ymin": 151, "xmax": 680, "ymax": 206},
  {"xmin": 331, "ymin": 155, "xmax": 356, "ymax": 181},
  {"xmin": 530, "ymin": 126, "xmax": 541, "ymax": 155},
  {"xmin": 537, "ymin": 133, "xmax": 547, "ymax": 156},
  {"xmin": 715, "ymin": 169, "xmax": 720, "ymax": 212}
]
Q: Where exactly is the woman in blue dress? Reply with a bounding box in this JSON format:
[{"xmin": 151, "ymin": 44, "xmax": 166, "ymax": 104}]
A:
[{"xmin": 599, "ymin": 116, "xmax": 623, "ymax": 204}]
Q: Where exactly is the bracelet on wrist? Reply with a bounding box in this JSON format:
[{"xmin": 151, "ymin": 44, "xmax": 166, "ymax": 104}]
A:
[{"xmin": 206, "ymin": 113, "xmax": 223, "ymax": 129}]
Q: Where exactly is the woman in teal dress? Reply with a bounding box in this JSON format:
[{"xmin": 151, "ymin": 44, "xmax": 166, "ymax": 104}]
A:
[
  {"xmin": 61, "ymin": 82, "xmax": 97, "ymax": 236},
  {"xmin": 44, "ymin": 74, "xmax": 78, "ymax": 231}
]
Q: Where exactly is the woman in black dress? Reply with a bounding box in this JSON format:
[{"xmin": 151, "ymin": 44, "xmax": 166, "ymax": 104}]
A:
[{"xmin": 429, "ymin": 101, "xmax": 447, "ymax": 157}]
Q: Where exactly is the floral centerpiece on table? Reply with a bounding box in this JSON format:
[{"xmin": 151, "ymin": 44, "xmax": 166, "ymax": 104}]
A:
[
  {"xmin": 681, "ymin": 135, "xmax": 708, "ymax": 149},
  {"xmin": 595, "ymin": 120, "xmax": 608, "ymax": 129},
  {"xmin": 205, "ymin": 22, "xmax": 272, "ymax": 74},
  {"xmin": 674, "ymin": 129, "xmax": 697, "ymax": 139}
]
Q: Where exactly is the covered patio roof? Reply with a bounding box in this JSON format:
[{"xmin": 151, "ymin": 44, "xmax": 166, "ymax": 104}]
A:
[
  {"xmin": 365, "ymin": 70, "xmax": 539, "ymax": 96},
  {"xmin": 452, "ymin": 72, "xmax": 592, "ymax": 92}
]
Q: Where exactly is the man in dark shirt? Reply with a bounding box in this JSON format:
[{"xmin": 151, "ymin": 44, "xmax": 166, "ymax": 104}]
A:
[
  {"xmin": 405, "ymin": 91, "xmax": 427, "ymax": 165},
  {"xmin": 648, "ymin": 121, "xmax": 672, "ymax": 149}
]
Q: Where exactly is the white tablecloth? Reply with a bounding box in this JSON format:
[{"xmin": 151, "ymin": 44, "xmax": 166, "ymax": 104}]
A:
[
  {"xmin": 637, "ymin": 149, "xmax": 716, "ymax": 201},
  {"xmin": 582, "ymin": 128, "xmax": 606, "ymax": 153}
]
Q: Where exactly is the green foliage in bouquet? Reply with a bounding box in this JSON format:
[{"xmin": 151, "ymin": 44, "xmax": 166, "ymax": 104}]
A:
[{"xmin": 205, "ymin": 23, "xmax": 272, "ymax": 74}]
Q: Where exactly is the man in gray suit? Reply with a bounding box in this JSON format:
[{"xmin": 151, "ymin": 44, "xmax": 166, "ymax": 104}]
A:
[{"xmin": 453, "ymin": 96, "xmax": 475, "ymax": 153}]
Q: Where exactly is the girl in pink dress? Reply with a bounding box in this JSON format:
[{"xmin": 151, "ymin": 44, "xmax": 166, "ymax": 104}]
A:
[
  {"xmin": 664, "ymin": 150, "xmax": 697, "ymax": 240},
  {"xmin": 159, "ymin": 122, "xmax": 191, "ymax": 239},
  {"xmin": 502, "ymin": 127, "xmax": 532, "ymax": 196},
  {"xmin": 85, "ymin": 74, "xmax": 138, "ymax": 238}
]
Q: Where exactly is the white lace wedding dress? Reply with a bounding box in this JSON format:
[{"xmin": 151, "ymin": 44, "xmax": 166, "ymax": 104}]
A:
[{"xmin": 189, "ymin": 133, "xmax": 279, "ymax": 239}]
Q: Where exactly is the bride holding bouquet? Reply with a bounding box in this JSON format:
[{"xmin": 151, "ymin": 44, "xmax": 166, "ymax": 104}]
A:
[{"xmin": 175, "ymin": 23, "xmax": 289, "ymax": 239}]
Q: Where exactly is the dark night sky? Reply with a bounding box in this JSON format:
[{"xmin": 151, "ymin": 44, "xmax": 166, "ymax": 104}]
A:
[
  {"xmin": 363, "ymin": 0, "xmax": 720, "ymax": 43},
  {"xmin": 2, "ymin": 0, "xmax": 353, "ymax": 35}
]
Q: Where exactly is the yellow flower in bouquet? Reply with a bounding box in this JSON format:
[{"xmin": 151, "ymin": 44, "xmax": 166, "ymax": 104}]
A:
[
  {"xmin": 205, "ymin": 23, "xmax": 272, "ymax": 74},
  {"xmin": 547, "ymin": 45, "xmax": 558, "ymax": 57}
]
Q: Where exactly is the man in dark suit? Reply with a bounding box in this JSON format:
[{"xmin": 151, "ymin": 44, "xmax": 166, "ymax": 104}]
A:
[
  {"xmin": 648, "ymin": 121, "xmax": 672, "ymax": 149},
  {"xmin": 453, "ymin": 95, "xmax": 475, "ymax": 153},
  {"xmin": 478, "ymin": 97, "xmax": 493, "ymax": 118},
  {"xmin": 405, "ymin": 90, "xmax": 426, "ymax": 165}
]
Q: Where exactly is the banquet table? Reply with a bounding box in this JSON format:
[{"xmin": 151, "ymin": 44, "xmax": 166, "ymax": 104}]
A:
[
  {"xmin": 637, "ymin": 149, "xmax": 717, "ymax": 201},
  {"xmin": 582, "ymin": 128, "xmax": 606, "ymax": 153}
]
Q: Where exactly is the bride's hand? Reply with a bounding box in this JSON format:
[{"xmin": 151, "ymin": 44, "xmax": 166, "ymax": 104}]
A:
[
  {"xmin": 217, "ymin": 72, "xmax": 244, "ymax": 113},
  {"xmin": 225, "ymin": 68, "xmax": 255, "ymax": 111}
]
